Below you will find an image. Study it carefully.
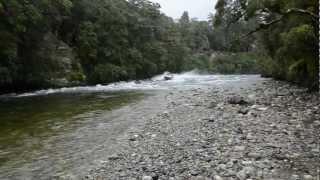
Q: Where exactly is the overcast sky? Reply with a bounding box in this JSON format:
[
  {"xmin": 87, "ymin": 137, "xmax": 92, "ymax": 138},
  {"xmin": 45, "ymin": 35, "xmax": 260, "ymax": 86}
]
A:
[{"xmin": 149, "ymin": 0, "xmax": 218, "ymax": 21}]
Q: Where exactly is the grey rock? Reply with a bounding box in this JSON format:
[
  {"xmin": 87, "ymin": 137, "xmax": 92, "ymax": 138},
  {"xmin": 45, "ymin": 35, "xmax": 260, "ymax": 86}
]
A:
[
  {"xmin": 190, "ymin": 176, "xmax": 211, "ymax": 180},
  {"xmin": 236, "ymin": 169, "xmax": 247, "ymax": 180},
  {"xmin": 247, "ymin": 152, "xmax": 262, "ymax": 160},
  {"xmin": 237, "ymin": 167, "xmax": 255, "ymax": 180},
  {"xmin": 291, "ymin": 174, "xmax": 299, "ymax": 180},
  {"xmin": 217, "ymin": 164, "xmax": 227, "ymax": 172},
  {"xmin": 190, "ymin": 169, "xmax": 201, "ymax": 176},
  {"xmin": 238, "ymin": 108, "xmax": 249, "ymax": 115},
  {"xmin": 202, "ymin": 117, "xmax": 215, "ymax": 122},
  {"xmin": 108, "ymin": 154, "xmax": 121, "ymax": 161},
  {"xmin": 214, "ymin": 175, "xmax": 224, "ymax": 180},
  {"xmin": 142, "ymin": 176, "xmax": 153, "ymax": 180},
  {"xmin": 228, "ymin": 96, "xmax": 249, "ymax": 105},
  {"xmin": 303, "ymin": 175, "xmax": 313, "ymax": 180},
  {"xmin": 234, "ymin": 146, "xmax": 246, "ymax": 151}
]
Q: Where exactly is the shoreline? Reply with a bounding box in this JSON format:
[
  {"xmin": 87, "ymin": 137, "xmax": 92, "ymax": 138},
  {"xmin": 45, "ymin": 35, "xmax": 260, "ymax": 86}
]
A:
[{"xmin": 85, "ymin": 78, "xmax": 319, "ymax": 180}]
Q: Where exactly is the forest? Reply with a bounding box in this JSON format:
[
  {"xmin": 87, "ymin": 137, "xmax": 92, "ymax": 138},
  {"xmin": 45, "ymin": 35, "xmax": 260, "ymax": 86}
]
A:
[{"xmin": 0, "ymin": 0, "xmax": 318, "ymax": 93}]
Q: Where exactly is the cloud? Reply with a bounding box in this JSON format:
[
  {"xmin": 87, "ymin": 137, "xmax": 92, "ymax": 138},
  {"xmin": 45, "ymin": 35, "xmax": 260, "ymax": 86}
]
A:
[{"xmin": 149, "ymin": 0, "xmax": 217, "ymax": 20}]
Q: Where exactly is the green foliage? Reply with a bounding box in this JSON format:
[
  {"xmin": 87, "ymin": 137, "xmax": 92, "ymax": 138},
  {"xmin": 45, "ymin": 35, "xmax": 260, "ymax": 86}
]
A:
[
  {"xmin": 89, "ymin": 64, "xmax": 128, "ymax": 84},
  {"xmin": 0, "ymin": 0, "xmax": 203, "ymax": 93},
  {"xmin": 209, "ymin": 53, "xmax": 261, "ymax": 74},
  {"xmin": 279, "ymin": 24, "xmax": 318, "ymax": 86},
  {"xmin": 3, "ymin": 0, "xmax": 316, "ymax": 93},
  {"xmin": 213, "ymin": 0, "xmax": 319, "ymax": 90},
  {"xmin": 184, "ymin": 53, "xmax": 211, "ymax": 71}
]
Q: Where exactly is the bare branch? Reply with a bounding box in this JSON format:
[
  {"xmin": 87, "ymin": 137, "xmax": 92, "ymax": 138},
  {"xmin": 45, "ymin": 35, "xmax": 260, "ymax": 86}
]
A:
[
  {"xmin": 286, "ymin": 8, "xmax": 319, "ymax": 20},
  {"xmin": 240, "ymin": 8, "xmax": 319, "ymax": 39},
  {"xmin": 240, "ymin": 17, "xmax": 282, "ymax": 39}
]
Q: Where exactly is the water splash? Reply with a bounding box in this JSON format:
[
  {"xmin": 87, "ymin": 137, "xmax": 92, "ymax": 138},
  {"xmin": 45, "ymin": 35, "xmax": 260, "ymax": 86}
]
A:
[{"xmin": 7, "ymin": 71, "xmax": 259, "ymax": 98}]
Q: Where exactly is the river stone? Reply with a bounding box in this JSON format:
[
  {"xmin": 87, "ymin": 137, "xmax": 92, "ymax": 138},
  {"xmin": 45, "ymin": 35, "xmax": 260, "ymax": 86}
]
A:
[
  {"xmin": 108, "ymin": 154, "xmax": 120, "ymax": 160},
  {"xmin": 236, "ymin": 167, "xmax": 255, "ymax": 180},
  {"xmin": 303, "ymin": 175, "xmax": 313, "ymax": 180},
  {"xmin": 246, "ymin": 133, "xmax": 254, "ymax": 140},
  {"xmin": 208, "ymin": 102, "xmax": 217, "ymax": 108},
  {"xmin": 257, "ymin": 107, "xmax": 268, "ymax": 111},
  {"xmin": 238, "ymin": 108, "xmax": 249, "ymax": 115},
  {"xmin": 190, "ymin": 176, "xmax": 211, "ymax": 180},
  {"xmin": 142, "ymin": 176, "xmax": 153, "ymax": 180},
  {"xmin": 190, "ymin": 169, "xmax": 201, "ymax": 176},
  {"xmin": 236, "ymin": 170, "xmax": 247, "ymax": 180},
  {"xmin": 228, "ymin": 96, "xmax": 249, "ymax": 105},
  {"xmin": 234, "ymin": 146, "xmax": 246, "ymax": 151},
  {"xmin": 129, "ymin": 134, "xmax": 140, "ymax": 141},
  {"xmin": 291, "ymin": 174, "xmax": 299, "ymax": 180},
  {"xmin": 214, "ymin": 175, "xmax": 224, "ymax": 180},
  {"xmin": 217, "ymin": 164, "xmax": 227, "ymax": 172},
  {"xmin": 247, "ymin": 152, "xmax": 262, "ymax": 159}
]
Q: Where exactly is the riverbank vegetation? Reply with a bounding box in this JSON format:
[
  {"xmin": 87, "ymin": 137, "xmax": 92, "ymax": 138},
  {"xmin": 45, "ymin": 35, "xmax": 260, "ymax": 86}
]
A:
[
  {"xmin": 0, "ymin": 0, "xmax": 318, "ymax": 93},
  {"xmin": 212, "ymin": 0, "xmax": 319, "ymax": 90}
]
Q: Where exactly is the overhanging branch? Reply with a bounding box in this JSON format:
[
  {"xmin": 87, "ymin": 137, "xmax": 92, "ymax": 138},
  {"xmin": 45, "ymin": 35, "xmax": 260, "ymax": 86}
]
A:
[{"xmin": 240, "ymin": 8, "xmax": 319, "ymax": 39}]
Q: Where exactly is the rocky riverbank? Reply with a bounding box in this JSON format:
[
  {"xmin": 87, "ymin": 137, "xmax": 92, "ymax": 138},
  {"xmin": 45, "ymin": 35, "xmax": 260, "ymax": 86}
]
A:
[{"xmin": 85, "ymin": 78, "xmax": 319, "ymax": 180}]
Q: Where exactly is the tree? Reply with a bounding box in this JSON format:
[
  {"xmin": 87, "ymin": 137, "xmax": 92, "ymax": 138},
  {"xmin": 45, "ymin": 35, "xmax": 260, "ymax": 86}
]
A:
[{"xmin": 212, "ymin": 0, "xmax": 319, "ymax": 89}]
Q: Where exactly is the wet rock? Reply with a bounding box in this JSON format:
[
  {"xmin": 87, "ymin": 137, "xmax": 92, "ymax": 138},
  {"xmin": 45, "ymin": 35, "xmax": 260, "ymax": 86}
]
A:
[{"xmin": 164, "ymin": 76, "xmax": 173, "ymax": 81}]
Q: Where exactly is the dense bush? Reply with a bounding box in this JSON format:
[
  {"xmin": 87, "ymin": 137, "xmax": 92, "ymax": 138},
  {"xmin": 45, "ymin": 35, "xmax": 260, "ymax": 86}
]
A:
[
  {"xmin": 0, "ymin": 0, "xmax": 192, "ymax": 93},
  {"xmin": 213, "ymin": 0, "xmax": 319, "ymax": 90},
  {"xmin": 209, "ymin": 53, "xmax": 261, "ymax": 74}
]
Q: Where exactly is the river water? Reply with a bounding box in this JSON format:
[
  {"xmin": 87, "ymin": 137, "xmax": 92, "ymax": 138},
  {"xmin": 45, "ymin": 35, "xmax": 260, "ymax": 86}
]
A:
[{"xmin": 0, "ymin": 72, "xmax": 260, "ymax": 179}]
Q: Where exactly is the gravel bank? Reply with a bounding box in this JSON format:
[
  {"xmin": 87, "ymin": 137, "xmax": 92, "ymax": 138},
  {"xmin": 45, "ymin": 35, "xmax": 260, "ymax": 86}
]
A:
[{"xmin": 86, "ymin": 78, "xmax": 319, "ymax": 180}]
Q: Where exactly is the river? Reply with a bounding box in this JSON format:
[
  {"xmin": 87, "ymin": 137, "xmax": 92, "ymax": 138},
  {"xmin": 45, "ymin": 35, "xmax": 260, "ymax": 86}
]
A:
[{"xmin": 0, "ymin": 72, "xmax": 260, "ymax": 179}]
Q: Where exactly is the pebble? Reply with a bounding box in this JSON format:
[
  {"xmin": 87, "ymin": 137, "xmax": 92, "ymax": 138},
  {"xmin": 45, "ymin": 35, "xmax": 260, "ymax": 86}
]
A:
[
  {"xmin": 190, "ymin": 169, "xmax": 201, "ymax": 176},
  {"xmin": 237, "ymin": 166, "xmax": 255, "ymax": 180},
  {"xmin": 214, "ymin": 175, "xmax": 224, "ymax": 180},
  {"xmin": 303, "ymin": 175, "xmax": 313, "ymax": 180},
  {"xmin": 108, "ymin": 154, "xmax": 120, "ymax": 161},
  {"xmin": 234, "ymin": 146, "xmax": 246, "ymax": 151},
  {"xmin": 85, "ymin": 79, "xmax": 319, "ymax": 180},
  {"xmin": 291, "ymin": 174, "xmax": 300, "ymax": 180},
  {"xmin": 142, "ymin": 176, "xmax": 153, "ymax": 180},
  {"xmin": 238, "ymin": 108, "xmax": 249, "ymax": 115}
]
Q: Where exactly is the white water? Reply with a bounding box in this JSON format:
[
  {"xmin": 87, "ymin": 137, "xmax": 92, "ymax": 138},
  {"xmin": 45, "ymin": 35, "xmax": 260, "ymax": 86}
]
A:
[{"xmin": 12, "ymin": 71, "xmax": 259, "ymax": 98}]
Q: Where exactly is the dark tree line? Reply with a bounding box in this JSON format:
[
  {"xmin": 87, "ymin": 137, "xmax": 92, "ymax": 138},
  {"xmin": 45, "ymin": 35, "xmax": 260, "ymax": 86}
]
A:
[
  {"xmin": 0, "ymin": 0, "xmax": 204, "ymax": 93},
  {"xmin": 0, "ymin": 0, "xmax": 318, "ymax": 93}
]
